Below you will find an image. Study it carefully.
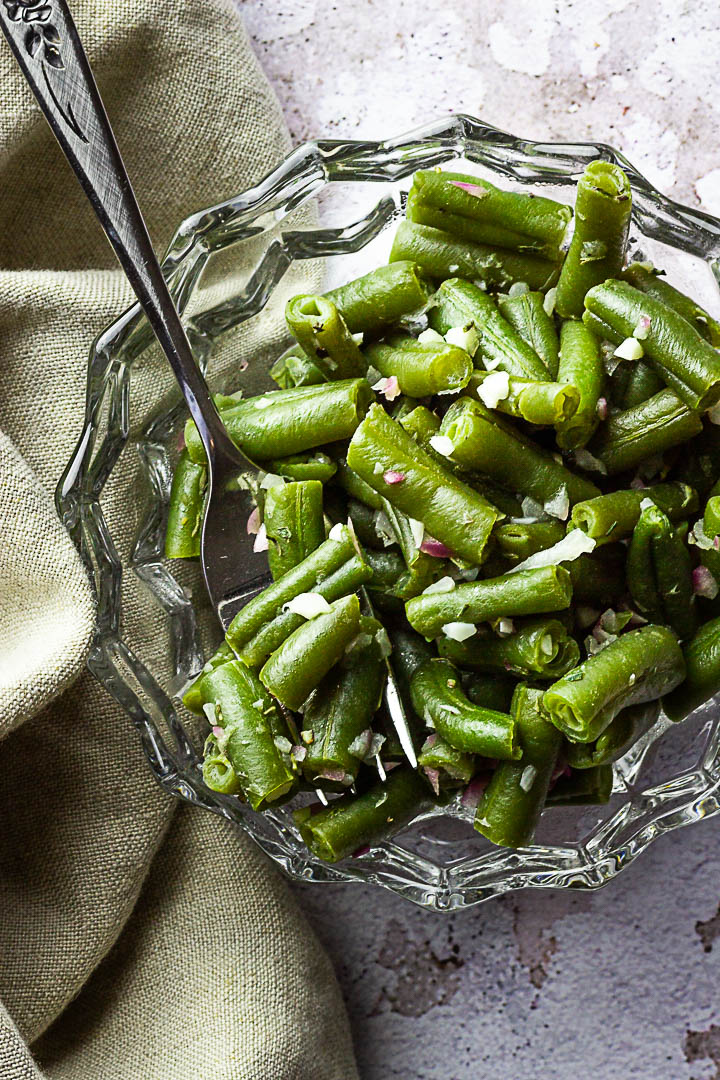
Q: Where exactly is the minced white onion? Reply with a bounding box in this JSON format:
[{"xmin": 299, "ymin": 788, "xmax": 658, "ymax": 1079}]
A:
[
  {"xmin": 429, "ymin": 434, "xmax": 455, "ymax": 457},
  {"xmin": 476, "ymin": 371, "xmax": 510, "ymax": 409},
  {"xmin": 613, "ymin": 337, "xmax": 644, "ymax": 361},
  {"xmin": 328, "ymin": 522, "xmax": 346, "ymax": 542},
  {"xmin": 544, "ymin": 487, "xmax": 570, "ymax": 521},
  {"xmin": 259, "ymin": 472, "xmax": 285, "ymax": 489},
  {"xmin": 519, "ymin": 765, "xmax": 537, "ymax": 792},
  {"xmin": 543, "ymin": 288, "xmax": 557, "ymax": 316},
  {"xmin": 283, "ymin": 593, "xmax": 332, "ymax": 619},
  {"xmin": 417, "ymin": 328, "xmax": 445, "ymax": 344},
  {"xmin": 444, "ymin": 323, "xmax": 480, "ymax": 356},
  {"xmin": 442, "ymin": 621, "xmax": 477, "ymax": 642},
  {"xmin": 408, "ymin": 517, "xmax": 425, "ymax": 548},
  {"xmin": 422, "ymin": 575, "xmax": 456, "ymax": 595},
  {"xmin": 509, "ymin": 529, "xmax": 596, "ymax": 573}
]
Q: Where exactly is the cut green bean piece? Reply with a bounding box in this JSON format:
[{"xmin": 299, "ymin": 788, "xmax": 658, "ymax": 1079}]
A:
[
  {"xmin": 612, "ymin": 359, "xmax": 664, "ymax": 411},
  {"xmin": 335, "ymin": 461, "xmax": 384, "ymax": 510},
  {"xmin": 588, "ymin": 388, "xmax": 703, "ymax": 476},
  {"xmin": 365, "ymin": 333, "xmax": 472, "ymax": 397},
  {"xmin": 565, "ymin": 699, "xmax": 660, "ymax": 769},
  {"xmin": 700, "ymin": 496, "xmax": 720, "ymax": 581},
  {"xmin": 475, "ymin": 685, "xmax": 562, "ymax": 848},
  {"xmin": 555, "ymin": 321, "xmax": 605, "ymax": 449},
  {"xmin": 323, "ymin": 261, "xmax": 432, "ymax": 335},
  {"xmin": 185, "ymin": 379, "xmax": 372, "ymax": 464},
  {"xmin": 672, "ymin": 423, "xmax": 720, "ymax": 497},
  {"xmin": 263, "ymin": 480, "xmax": 324, "ymax": 580},
  {"xmin": 463, "ymin": 673, "xmax": 516, "ymax": 713},
  {"xmin": 270, "ymin": 344, "xmax": 327, "ymax": 389},
  {"xmin": 543, "ymin": 625, "xmax": 685, "ymax": 743},
  {"xmin": 201, "ymin": 659, "xmax": 296, "ymax": 811},
  {"xmin": 390, "ymin": 221, "xmax": 560, "ymax": 292},
  {"xmin": 183, "ymin": 641, "xmax": 233, "ymax": 715},
  {"xmin": 259, "ymin": 594, "xmax": 363, "ymax": 710},
  {"xmin": 225, "ymin": 527, "xmax": 356, "ymax": 653},
  {"xmin": 545, "ymin": 765, "xmax": 613, "ymax": 805},
  {"xmin": 439, "ymin": 618, "xmax": 580, "ymax": 680},
  {"xmin": 469, "ymin": 371, "xmax": 580, "ymax": 427},
  {"xmin": 407, "ymin": 170, "xmax": 571, "ymax": 258},
  {"xmin": 497, "ymin": 291, "xmax": 560, "ymax": 378},
  {"xmin": 583, "ymin": 279, "xmax": 720, "ymax": 411},
  {"xmin": 294, "ymin": 767, "xmax": 436, "ymax": 863},
  {"xmin": 622, "ymin": 262, "xmax": 720, "ymax": 347},
  {"xmin": 418, "ymin": 733, "xmax": 475, "ymax": 786},
  {"xmin": 399, "ymin": 405, "xmax": 442, "ymax": 444},
  {"xmin": 428, "ymin": 279, "xmax": 548, "ymax": 380},
  {"xmin": 165, "ymin": 450, "xmax": 206, "ymax": 559},
  {"xmin": 202, "ymin": 734, "xmax": 244, "ymax": 796},
  {"xmin": 567, "ymin": 545, "xmax": 626, "ymax": 604},
  {"xmin": 555, "ymin": 161, "xmax": 631, "ymax": 319},
  {"xmin": 570, "ymin": 482, "xmax": 698, "ymax": 543},
  {"xmin": 286, "ymin": 294, "xmax": 365, "ymax": 379},
  {"xmin": 493, "ymin": 521, "xmax": 565, "ymax": 565},
  {"xmin": 239, "ymin": 555, "xmax": 371, "ymax": 669},
  {"xmin": 347, "ymin": 403, "xmax": 501, "ymax": 565},
  {"xmin": 265, "ymin": 451, "xmax": 337, "ymax": 484},
  {"xmin": 406, "ymin": 565, "xmax": 573, "ymax": 638},
  {"xmin": 410, "ymin": 658, "xmax": 519, "ymax": 759},
  {"xmin": 626, "ymin": 501, "xmax": 697, "ymax": 640},
  {"xmin": 439, "ymin": 397, "xmax": 599, "ymax": 507},
  {"xmin": 664, "ymin": 615, "xmax": 720, "ymax": 721}
]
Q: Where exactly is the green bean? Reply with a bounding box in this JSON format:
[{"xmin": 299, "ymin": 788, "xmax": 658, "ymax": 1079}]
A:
[
  {"xmin": 185, "ymin": 379, "xmax": 372, "ymax": 464},
  {"xmin": 346, "ymin": 403, "xmax": 501, "ymax": 564},
  {"xmin": 182, "ymin": 641, "xmax": 233, "ymax": 715},
  {"xmin": 588, "ymin": 388, "xmax": 703, "ymax": 475},
  {"xmin": 565, "ymin": 699, "xmax": 660, "ymax": 769},
  {"xmin": 259, "ymin": 594, "xmax": 363, "ymax": 710},
  {"xmin": 497, "ymin": 291, "xmax": 560, "ymax": 378},
  {"xmin": 238, "ymin": 555, "xmax": 371, "ymax": 669},
  {"xmin": 399, "ymin": 405, "xmax": 441, "ymax": 444},
  {"xmin": 364, "ymin": 333, "xmax": 472, "ymax": 397},
  {"xmin": 201, "ymin": 659, "xmax": 296, "ymax": 810},
  {"xmin": 201, "ymin": 733, "xmax": 244, "ymax": 796},
  {"xmin": 611, "ymin": 360, "xmax": 664, "ymax": 410},
  {"xmin": 335, "ymin": 461, "xmax": 384, "ymax": 510},
  {"xmin": 165, "ymin": 450, "xmax": 206, "ymax": 559},
  {"xmin": 493, "ymin": 520, "xmax": 565, "ymax": 565},
  {"xmin": 265, "ymin": 452, "xmax": 337, "ymax": 484},
  {"xmin": 294, "ymin": 767, "xmax": 436, "ymax": 863},
  {"xmin": 583, "ymin": 279, "xmax": 720, "ymax": 411},
  {"xmin": 570, "ymin": 482, "xmax": 698, "ymax": 543},
  {"xmin": 263, "ymin": 480, "xmax": 325, "ymax": 580},
  {"xmin": 700, "ymin": 496, "xmax": 720, "ymax": 580},
  {"xmin": 410, "ymin": 658, "xmax": 519, "ymax": 758},
  {"xmin": 566, "ymin": 545, "xmax": 627, "ymax": 604},
  {"xmin": 474, "ymin": 685, "xmax": 562, "ymax": 848},
  {"xmin": 302, "ymin": 639, "xmax": 386, "ymax": 787},
  {"xmin": 545, "ymin": 765, "xmax": 613, "ymax": 805},
  {"xmin": 285, "ymin": 294, "xmax": 365, "ymax": 379},
  {"xmin": 463, "ymin": 673, "xmax": 517, "ymax": 713},
  {"xmin": 664, "ymin": 615, "xmax": 720, "ymax": 720},
  {"xmin": 346, "ymin": 499, "xmax": 387, "ymax": 549},
  {"xmin": 671, "ymin": 423, "xmax": 720, "ymax": 497},
  {"xmin": 428, "ymin": 279, "xmax": 548, "ymax": 380},
  {"xmin": 439, "ymin": 397, "xmax": 600, "ymax": 507},
  {"xmin": 543, "ymin": 625, "xmax": 685, "ymax": 743},
  {"xmin": 323, "ymin": 261, "xmax": 432, "ymax": 335},
  {"xmin": 418, "ymin": 733, "xmax": 475, "ymax": 786},
  {"xmin": 626, "ymin": 501, "xmax": 697, "ymax": 639},
  {"xmin": 438, "ymin": 618, "xmax": 580, "ymax": 680},
  {"xmin": 554, "ymin": 321, "xmax": 605, "ymax": 449},
  {"xmin": 225, "ymin": 527, "xmax": 356, "ymax": 653},
  {"xmin": 622, "ymin": 261, "xmax": 720, "ymax": 346},
  {"xmin": 389, "ymin": 221, "xmax": 560, "ymax": 292},
  {"xmin": 555, "ymin": 161, "xmax": 632, "ymax": 319},
  {"xmin": 269, "ymin": 344, "xmax": 327, "ymax": 389},
  {"xmin": 405, "ymin": 565, "xmax": 573, "ymax": 638},
  {"xmin": 468, "ymin": 371, "xmax": 580, "ymax": 427},
  {"xmin": 406, "ymin": 170, "xmax": 571, "ymax": 258}
]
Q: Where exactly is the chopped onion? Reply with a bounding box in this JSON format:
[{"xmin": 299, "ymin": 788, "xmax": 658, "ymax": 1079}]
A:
[
  {"xmin": 348, "ymin": 729, "xmax": 374, "ymax": 759},
  {"xmin": 202, "ymin": 702, "xmax": 216, "ymax": 725},
  {"xmin": 260, "ymin": 472, "xmax": 284, "ymax": 490},
  {"xmin": 639, "ymin": 497, "xmax": 655, "ymax": 511},
  {"xmin": 509, "ymin": 529, "xmax": 596, "ymax": 573},
  {"xmin": 519, "ymin": 765, "xmax": 537, "ymax": 792},
  {"xmin": 246, "ymin": 506, "xmax": 261, "ymax": 535},
  {"xmin": 507, "ymin": 281, "xmax": 529, "ymax": 297},
  {"xmin": 328, "ymin": 522, "xmax": 346, "ymax": 542},
  {"xmin": 543, "ymin": 287, "xmax": 557, "ymax": 316},
  {"xmin": 420, "ymin": 536, "xmax": 452, "ymax": 558},
  {"xmin": 629, "ymin": 475, "xmax": 647, "ymax": 490},
  {"xmin": 596, "ymin": 397, "xmax": 608, "ymax": 420},
  {"xmin": 319, "ymin": 767, "xmax": 350, "ymax": 785},
  {"xmin": 408, "ymin": 517, "xmax": 425, "ymax": 548},
  {"xmin": 476, "ymin": 370, "xmax": 510, "ymax": 409},
  {"xmin": 422, "ymin": 575, "xmax": 457, "ymax": 595},
  {"xmin": 497, "ymin": 618, "xmax": 515, "ymax": 637},
  {"xmin": 442, "ymin": 621, "xmax": 477, "ymax": 642},
  {"xmin": 417, "ymin": 328, "xmax": 445, "ymax": 344},
  {"xmin": 613, "ymin": 337, "xmax": 644, "ymax": 361},
  {"xmin": 544, "ymin": 486, "xmax": 570, "ymax": 521},
  {"xmin": 707, "ymin": 399, "xmax": 720, "ymax": 426},
  {"xmin": 693, "ymin": 565, "xmax": 719, "ymax": 599},
  {"xmin": 212, "ymin": 725, "xmax": 223, "ymax": 739},
  {"xmin": 461, "ymin": 775, "xmax": 489, "ymax": 809},
  {"xmin": 274, "ymin": 735, "xmax": 293, "ymax": 755},
  {"xmin": 423, "ymin": 766, "xmax": 441, "ymax": 796},
  {"xmin": 633, "ymin": 315, "xmax": 651, "ymax": 340},
  {"xmin": 284, "ymin": 592, "xmax": 332, "ymax": 619},
  {"xmin": 690, "ymin": 519, "xmax": 716, "ymax": 550},
  {"xmin": 573, "ymin": 448, "xmax": 608, "ymax": 475},
  {"xmin": 253, "ymin": 523, "xmax": 269, "ymax": 553},
  {"xmin": 291, "ymin": 745, "xmax": 307, "ymax": 763},
  {"xmin": 372, "ymin": 375, "xmax": 402, "ymax": 401},
  {"xmin": 451, "ymin": 180, "xmax": 490, "ymax": 199},
  {"xmin": 520, "ymin": 496, "xmax": 549, "ymax": 522},
  {"xmin": 444, "ymin": 323, "xmax": 480, "ymax": 356},
  {"xmin": 383, "ymin": 469, "xmax": 406, "ymax": 485},
  {"xmin": 429, "ymin": 434, "xmax": 455, "ymax": 457}
]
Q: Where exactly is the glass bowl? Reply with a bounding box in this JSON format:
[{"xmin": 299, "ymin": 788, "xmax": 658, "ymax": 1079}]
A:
[{"xmin": 57, "ymin": 114, "xmax": 720, "ymax": 910}]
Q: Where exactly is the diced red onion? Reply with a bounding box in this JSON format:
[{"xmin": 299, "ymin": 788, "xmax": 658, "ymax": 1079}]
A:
[
  {"xmin": 352, "ymin": 845, "xmax": 371, "ymax": 858},
  {"xmin": 596, "ymin": 396, "xmax": 608, "ymax": 420},
  {"xmin": 461, "ymin": 774, "xmax": 489, "ymax": 809},
  {"xmin": 253, "ymin": 523, "xmax": 269, "ymax": 552},
  {"xmin": 383, "ymin": 469, "xmax": 406, "ymax": 485},
  {"xmin": 420, "ymin": 536, "xmax": 452, "ymax": 558},
  {"xmin": 693, "ymin": 565, "xmax": 719, "ymax": 599},
  {"xmin": 246, "ymin": 506, "xmax": 261, "ymax": 535},
  {"xmin": 177, "ymin": 428, "xmax": 186, "ymax": 451},
  {"xmin": 423, "ymin": 766, "xmax": 441, "ymax": 796},
  {"xmin": 373, "ymin": 375, "xmax": 401, "ymax": 401},
  {"xmin": 212, "ymin": 725, "xmax": 223, "ymax": 739},
  {"xmin": 451, "ymin": 180, "xmax": 489, "ymax": 199}
]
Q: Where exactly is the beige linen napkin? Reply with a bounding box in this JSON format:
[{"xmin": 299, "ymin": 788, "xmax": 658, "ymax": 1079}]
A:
[{"xmin": 0, "ymin": 2, "xmax": 358, "ymax": 1077}]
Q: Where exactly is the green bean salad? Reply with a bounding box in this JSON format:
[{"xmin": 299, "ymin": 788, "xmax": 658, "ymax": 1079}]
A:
[{"xmin": 167, "ymin": 162, "xmax": 720, "ymax": 861}]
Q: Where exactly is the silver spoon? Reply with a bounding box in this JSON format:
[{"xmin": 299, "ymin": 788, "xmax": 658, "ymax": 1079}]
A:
[{"xmin": 0, "ymin": 0, "xmax": 417, "ymax": 765}]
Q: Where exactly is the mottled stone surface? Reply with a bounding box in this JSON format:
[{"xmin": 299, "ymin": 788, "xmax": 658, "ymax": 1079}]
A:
[{"xmin": 237, "ymin": 3, "xmax": 720, "ymax": 1076}]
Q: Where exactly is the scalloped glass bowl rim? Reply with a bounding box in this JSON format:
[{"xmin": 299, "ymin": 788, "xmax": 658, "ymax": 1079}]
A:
[{"xmin": 56, "ymin": 115, "xmax": 720, "ymax": 910}]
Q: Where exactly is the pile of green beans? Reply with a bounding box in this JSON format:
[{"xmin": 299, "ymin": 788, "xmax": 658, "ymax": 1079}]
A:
[{"xmin": 164, "ymin": 158, "xmax": 720, "ymax": 861}]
